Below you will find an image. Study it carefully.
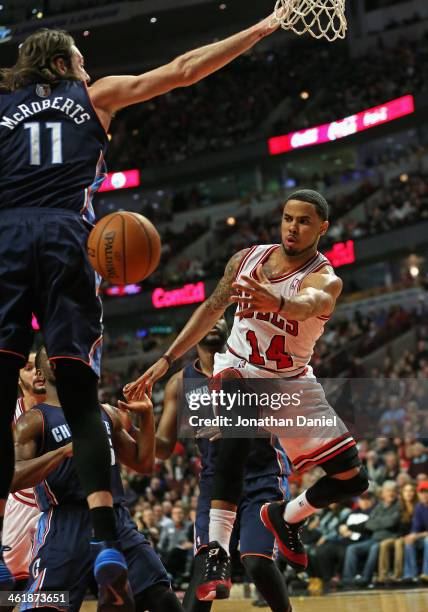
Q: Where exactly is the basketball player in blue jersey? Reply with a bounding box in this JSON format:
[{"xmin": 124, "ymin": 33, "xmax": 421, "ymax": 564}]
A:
[
  {"xmin": 126, "ymin": 191, "xmax": 369, "ymax": 600},
  {"xmin": 123, "ymin": 319, "xmax": 292, "ymax": 611},
  {"xmin": 9, "ymin": 345, "xmax": 184, "ymax": 612},
  {"xmin": 0, "ymin": 10, "xmax": 287, "ymax": 591}
]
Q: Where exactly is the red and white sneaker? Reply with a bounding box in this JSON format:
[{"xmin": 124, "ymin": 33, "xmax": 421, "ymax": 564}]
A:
[
  {"xmin": 260, "ymin": 501, "xmax": 308, "ymax": 572},
  {"xmin": 195, "ymin": 541, "xmax": 232, "ymax": 601}
]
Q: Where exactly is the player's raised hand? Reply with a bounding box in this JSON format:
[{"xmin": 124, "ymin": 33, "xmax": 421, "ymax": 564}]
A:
[
  {"xmin": 117, "ymin": 395, "xmax": 153, "ymax": 415},
  {"xmin": 256, "ymin": 5, "xmax": 285, "ymax": 38},
  {"xmin": 231, "ymin": 264, "xmax": 282, "ymax": 317},
  {"xmin": 123, "ymin": 358, "xmax": 170, "ymax": 400}
]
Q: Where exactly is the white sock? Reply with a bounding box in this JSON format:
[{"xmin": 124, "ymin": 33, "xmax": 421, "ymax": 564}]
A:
[
  {"xmin": 284, "ymin": 491, "xmax": 318, "ymax": 523},
  {"xmin": 209, "ymin": 509, "xmax": 236, "ymax": 555}
]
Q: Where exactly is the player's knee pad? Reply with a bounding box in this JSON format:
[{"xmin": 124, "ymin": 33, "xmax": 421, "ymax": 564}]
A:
[
  {"xmin": 306, "ymin": 466, "xmax": 369, "ymax": 508},
  {"xmin": 321, "ymin": 443, "xmax": 361, "ymax": 476}
]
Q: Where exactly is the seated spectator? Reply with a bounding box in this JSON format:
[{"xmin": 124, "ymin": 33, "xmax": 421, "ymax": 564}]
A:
[
  {"xmin": 311, "ymin": 493, "xmax": 375, "ymax": 591},
  {"xmin": 408, "ymin": 442, "xmax": 428, "ymax": 479},
  {"xmin": 403, "ymin": 480, "xmax": 428, "ymax": 582},
  {"xmin": 139, "ymin": 507, "xmax": 161, "ymax": 549},
  {"xmin": 342, "ymin": 480, "xmax": 400, "ymax": 587},
  {"xmin": 153, "ymin": 502, "xmax": 174, "ymax": 532},
  {"xmin": 379, "ymin": 396, "xmax": 406, "ymax": 436},
  {"xmin": 378, "ymin": 482, "xmax": 417, "ymax": 582},
  {"xmin": 158, "ymin": 505, "xmax": 193, "ymax": 587}
]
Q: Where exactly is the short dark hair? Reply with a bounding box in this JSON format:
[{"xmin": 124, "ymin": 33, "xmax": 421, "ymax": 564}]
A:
[
  {"xmin": 285, "ymin": 189, "xmax": 329, "ymax": 221},
  {"xmin": 0, "ymin": 28, "xmax": 76, "ymax": 92}
]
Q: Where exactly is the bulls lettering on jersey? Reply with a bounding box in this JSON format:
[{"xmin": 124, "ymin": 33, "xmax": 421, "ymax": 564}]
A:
[
  {"xmin": 0, "ymin": 80, "xmax": 107, "ymax": 224},
  {"xmin": 228, "ymin": 245, "xmax": 330, "ymax": 375}
]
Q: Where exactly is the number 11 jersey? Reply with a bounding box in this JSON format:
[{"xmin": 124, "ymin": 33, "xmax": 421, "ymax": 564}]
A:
[
  {"xmin": 227, "ymin": 245, "xmax": 331, "ymax": 375},
  {"xmin": 0, "ymin": 80, "xmax": 107, "ymax": 225}
]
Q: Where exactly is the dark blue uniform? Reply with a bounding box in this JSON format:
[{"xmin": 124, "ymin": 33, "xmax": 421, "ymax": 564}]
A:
[
  {"xmin": 184, "ymin": 361, "xmax": 290, "ymax": 559},
  {"xmin": 23, "ymin": 403, "xmax": 169, "ymax": 612},
  {"xmin": 0, "ymin": 80, "xmax": 107, "ymax": 375}
]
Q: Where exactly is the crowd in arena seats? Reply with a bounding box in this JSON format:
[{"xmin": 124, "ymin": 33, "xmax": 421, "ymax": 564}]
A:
[
  {"xmin": 107, "ymin": 36, "xmax": 428, "ymax": 169},
  {"xmin": 330, "ymin": 173, "xmax": 428, "ymax": 244},
  {"xmin": 97, "ymin": 295, "xmax": 428, "ymax": 594}
]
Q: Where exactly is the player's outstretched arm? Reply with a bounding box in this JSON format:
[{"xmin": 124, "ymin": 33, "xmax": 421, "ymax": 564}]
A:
[
  {"xmin": 124, "ymin": 248, "xmax": 249, "ymax": 400},
  {"xmin": 89, "ymin": 12, "xmax": 280, "ymax": 114},
  {"xmin": 231, "ymin": 264, "xmax": 342, "ymax": 321},
  {"xmin": 11, "ymin": 411, "xmax": 72, "ymax": 492},
  {"xmin": 155, "ymin": 372, "xmax": 182, "ymax": 460},
  {"xmin": 105, "ymin": 397, "xmax": 155, "ymax": 474}
]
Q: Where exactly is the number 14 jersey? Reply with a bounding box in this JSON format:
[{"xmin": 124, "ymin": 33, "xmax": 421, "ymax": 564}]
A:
[{"xmin": 227, "ymin": 245, "xmax": 331, "ymax": 376}]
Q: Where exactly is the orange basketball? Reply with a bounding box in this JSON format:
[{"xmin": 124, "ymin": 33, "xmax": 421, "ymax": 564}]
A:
[{"xmin": 87, "ymin": 212, "xmax": 161, "ymax": 285}]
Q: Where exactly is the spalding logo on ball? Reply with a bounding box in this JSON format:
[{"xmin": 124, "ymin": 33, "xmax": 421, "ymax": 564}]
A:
[{"xmin": 87, "ymin": 211, "xmax": 161, "ymax": 285}]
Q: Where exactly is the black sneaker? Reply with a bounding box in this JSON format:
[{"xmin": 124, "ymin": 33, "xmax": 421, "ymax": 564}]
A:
[
  {"xmin": 260, "ymin": 502, "xmax": 307, "ymax": 571},
  {"xmin": 195, "ymin": 541, "xmax": 232, "ymax": 601}
]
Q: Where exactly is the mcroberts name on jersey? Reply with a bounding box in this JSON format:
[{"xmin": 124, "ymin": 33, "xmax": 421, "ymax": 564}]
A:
[{"xmin": 0, "ymin": 97, "xmax": 91, "ymax": 130}]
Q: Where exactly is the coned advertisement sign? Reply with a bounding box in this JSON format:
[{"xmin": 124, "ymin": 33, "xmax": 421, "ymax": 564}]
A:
[
  {"xmin": 268, "ymin": 95, "xmax": 415, "ymax": 155},
  {"xmin": 152, "ymin": 282, "xmax": 206, "ymax": 309}
]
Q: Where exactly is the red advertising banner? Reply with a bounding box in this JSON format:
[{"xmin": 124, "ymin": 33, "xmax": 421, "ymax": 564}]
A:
[{"xmin": 268, "ymin": 95, "xmax": 415, "ymax": 155}]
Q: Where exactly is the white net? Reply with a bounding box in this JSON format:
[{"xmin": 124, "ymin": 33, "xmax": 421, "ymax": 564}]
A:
[{"xmin": 272, "ymin": 0, "xmax": 347, "ymax": 42}]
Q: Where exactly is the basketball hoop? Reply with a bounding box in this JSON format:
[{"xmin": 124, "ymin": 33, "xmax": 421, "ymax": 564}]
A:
[{"xmin": 272, "ymin": 0, "xmax": 347, "ymax": 42}]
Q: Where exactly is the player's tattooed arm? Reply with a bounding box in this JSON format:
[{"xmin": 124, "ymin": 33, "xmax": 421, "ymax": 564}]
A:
[
  {"xmin": 11, "ymin": 410, "xmax": 72, "ymax": 491},
  {"xmin": 105, "ymin": 398, "xmax": 155, "ymax": 474},
  {"xmin": 124, "ymin": 249, "xmax": 248, "ymax": 401},
  {"xmin": 205, "ymin": 248, "xmax": 250, "ymax": 313}
]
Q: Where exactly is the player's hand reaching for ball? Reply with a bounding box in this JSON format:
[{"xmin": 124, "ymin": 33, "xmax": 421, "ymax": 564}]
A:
[
  {"xmin": 124, "ymin": 358, "xmax": 170, "ymax": 400},
  {"xmin": 117, "ymin": 395, "xmax": 153, "ymax": 415},
  {"xmin": 231, "ymin": 264, "xmax": 282, "ymax": 317}
]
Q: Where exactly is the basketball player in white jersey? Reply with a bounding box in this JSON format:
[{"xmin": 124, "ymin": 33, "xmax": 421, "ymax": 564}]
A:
[
  {"xmin": 2, "ymin": 354, "xmax": 46, "ymax": 593},
  {"xmin": 125, "ymin": 190, "xmax": 369, "ymax": 600}
]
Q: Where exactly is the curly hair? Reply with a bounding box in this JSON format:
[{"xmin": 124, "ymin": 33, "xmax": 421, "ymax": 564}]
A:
[{"xmin": 0, "ymin": 28, "xmax": 78, "ymax": 91}]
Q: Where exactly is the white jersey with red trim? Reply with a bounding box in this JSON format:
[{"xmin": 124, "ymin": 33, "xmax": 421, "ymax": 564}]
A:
[
  {"xmin": 2, "ymin": 398, "xmax": 41, "ymax": 580},
  {"xmin": 227, "ymin": 245, "xmax": 331, "ymax": 375}
]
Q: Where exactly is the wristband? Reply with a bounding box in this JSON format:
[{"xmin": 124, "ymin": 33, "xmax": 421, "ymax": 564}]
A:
[
  {"xmin": 276, "ymin": 295, "xmax": 285, "ymax": 314},
  {"xmin": 161, "ymin": 354, "xmax": 173, "ymax": 368}
]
